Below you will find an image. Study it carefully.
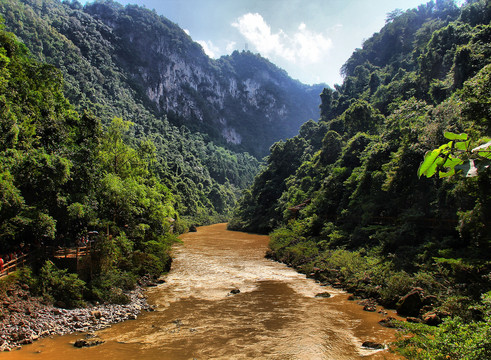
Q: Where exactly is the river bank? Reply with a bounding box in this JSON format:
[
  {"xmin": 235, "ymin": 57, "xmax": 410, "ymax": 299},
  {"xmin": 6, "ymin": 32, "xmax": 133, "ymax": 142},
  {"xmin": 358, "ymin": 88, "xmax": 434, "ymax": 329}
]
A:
[
  {"xmin": 0, "ymin": 281, "xmax": 153, "ymax": 352},
  {"xmin": 1, "ymin": 224, "xmax": 403, "ymax": 359}
]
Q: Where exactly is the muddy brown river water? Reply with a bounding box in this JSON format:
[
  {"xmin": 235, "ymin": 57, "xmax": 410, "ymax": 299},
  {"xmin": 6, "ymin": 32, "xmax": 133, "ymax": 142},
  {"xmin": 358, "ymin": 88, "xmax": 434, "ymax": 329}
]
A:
[{"xmin": 3, "ymin": 223, "xmax": 402, "ymax": 359}]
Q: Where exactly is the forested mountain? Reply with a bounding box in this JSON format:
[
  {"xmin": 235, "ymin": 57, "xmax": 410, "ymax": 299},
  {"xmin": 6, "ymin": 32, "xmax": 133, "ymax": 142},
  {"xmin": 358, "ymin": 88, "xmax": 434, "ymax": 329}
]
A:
[
  {"xmin": 0, "ymin": 0, "xmax": 272, "ymax": 227},
  {"xmin": 0, "ymin": 0, "xmax": 323, "ymax": 157},
  {"xmin": 230, "ymin": 0, "xmax": 491, "ymax": 357},
  {"xmin": 0, "ymin": 0, "xmax": 286, "ymax": 306},
  {"xmin": 2, "ymin": 0, "xmax": 491, "ymax": 355}
]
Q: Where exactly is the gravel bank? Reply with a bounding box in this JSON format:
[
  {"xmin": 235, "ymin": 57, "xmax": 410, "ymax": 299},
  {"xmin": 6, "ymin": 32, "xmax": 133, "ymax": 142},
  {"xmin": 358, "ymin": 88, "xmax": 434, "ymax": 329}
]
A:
[{"xmin": 0, "ymin": 283, "xmax": 153, "ymax": 351}]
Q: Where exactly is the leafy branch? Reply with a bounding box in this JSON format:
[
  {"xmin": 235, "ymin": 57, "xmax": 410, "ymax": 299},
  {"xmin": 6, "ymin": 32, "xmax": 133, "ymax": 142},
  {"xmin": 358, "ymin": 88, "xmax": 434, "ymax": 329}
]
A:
[{"xmin": 418, "ymin": 132, "xmax": 491, "ymax": 178}]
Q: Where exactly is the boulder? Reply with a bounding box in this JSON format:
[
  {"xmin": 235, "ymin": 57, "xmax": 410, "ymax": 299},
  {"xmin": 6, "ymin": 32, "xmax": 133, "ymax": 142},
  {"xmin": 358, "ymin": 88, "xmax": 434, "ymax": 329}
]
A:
[
  {"xmin": 230, "ymin": 289, "xmax": 241, "ymax": 295},
  {"xmin": 332, "ymin": 282, "xmax": 343, "ymax": 289},
  {"xmin": 378, "ymin": 317, "xmax": 398, "ymax": 328},
  {"xmin": 423, "ymin": 312, "xmax": 442, "ymax": 326},
  {"xmin": 91, "ymin": 310, "xmax": 102, "ymax": 319},
  {"xmin": 363, "ymin": 304, "xmax": 377, "ymax": 312},
  {"xmin": 362, "ymin": 341, "xmax": 385, "ymax": 350},
  {"xmin": 315, "ymin": 292, "xmax": 331, "ymax": 298},
  {"xmin": 74, "ymin": 339, "xmax": 105, "ymax": 348},
  {"xmin": 357, "ymin": 298, "xmax": 377, "ymax": 312},
  {"xmin": 397, "ymin": 290, "xmax": 422, "ymax": 317}
]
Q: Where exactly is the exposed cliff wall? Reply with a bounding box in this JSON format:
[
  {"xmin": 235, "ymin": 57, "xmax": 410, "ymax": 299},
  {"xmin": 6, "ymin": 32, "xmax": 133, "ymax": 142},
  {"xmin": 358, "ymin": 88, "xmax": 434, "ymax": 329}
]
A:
[
  {"xmin": 1, "ymin": 0, "xmax": 324, "ymax": 157},
  {"xmin": 83, "ymin": 1, "xmax": 324, "ymax": 156}
]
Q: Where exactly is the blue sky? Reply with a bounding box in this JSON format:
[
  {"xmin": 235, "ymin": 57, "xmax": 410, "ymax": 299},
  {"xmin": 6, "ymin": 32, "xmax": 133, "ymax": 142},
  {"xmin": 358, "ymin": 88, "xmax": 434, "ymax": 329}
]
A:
[{"xmin": 79, "ymin": 0, "xmax": 437, "ymax": 86}]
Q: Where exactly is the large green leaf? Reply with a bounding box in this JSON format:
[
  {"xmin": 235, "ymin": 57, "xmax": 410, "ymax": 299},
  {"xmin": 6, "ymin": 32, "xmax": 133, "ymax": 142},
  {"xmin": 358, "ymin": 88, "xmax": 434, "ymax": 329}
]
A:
[
  {"xmin": 443, "ymin": 156, "xmax": 464, "ymax": 169},
  {"xmin": 418, "ymin": 149, "xmax": 442, "ymax": 177},
  {"xmin": 455, "ymin": 140, "xmax": 470, "ymax": 151},
  {"xmin": 444, "ymin": 131, "xmax": 468, "ymax": 141}
]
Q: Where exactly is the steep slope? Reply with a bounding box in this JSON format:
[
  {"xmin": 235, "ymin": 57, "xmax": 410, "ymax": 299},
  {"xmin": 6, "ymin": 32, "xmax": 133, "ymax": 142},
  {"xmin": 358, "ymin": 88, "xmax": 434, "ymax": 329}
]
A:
[
  {"xmin": 0, "ymin": 0, "xmax": 323, "ymax": 157},
  {"xmin": 0, "ymin": 0, "xmax": 263, "ymax": 220},
  {"xmin": 230, "ymin": 0, "xmax": 491, "ymax": 346},
  {"xmin": 83, "ymin": 1, "xmax": 324, "ymax": 156}
]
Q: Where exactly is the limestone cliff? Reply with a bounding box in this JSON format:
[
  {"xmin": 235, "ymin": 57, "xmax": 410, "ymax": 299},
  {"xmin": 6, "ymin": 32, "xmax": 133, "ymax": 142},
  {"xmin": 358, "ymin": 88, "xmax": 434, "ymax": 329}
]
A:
[
  {"xmin": 4, "ymin": 0, "xmax": 324, "ymax": 157},
  {"xmin": 83, "ymin": 1, "xmax": 324, "ymax": 156}
]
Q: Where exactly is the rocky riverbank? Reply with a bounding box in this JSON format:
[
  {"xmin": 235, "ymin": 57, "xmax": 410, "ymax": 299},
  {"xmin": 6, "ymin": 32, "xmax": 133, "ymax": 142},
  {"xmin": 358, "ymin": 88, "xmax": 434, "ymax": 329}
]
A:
[{"xmin": 0, "ymin": 282, "xmax": 154, "ymax": 352}]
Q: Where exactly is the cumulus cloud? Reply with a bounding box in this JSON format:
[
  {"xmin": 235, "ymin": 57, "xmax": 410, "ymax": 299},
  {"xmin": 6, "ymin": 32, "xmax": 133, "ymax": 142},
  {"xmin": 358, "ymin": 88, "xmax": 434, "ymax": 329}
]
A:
[
  {"xmin": 226, "ymin": 41, "xmax": 237, "ymax": 53},
  {"xmin": 232, "ymin": 13, "xmax": 332, "ymax": 65},
  {"xmin": 197, "ymin": 40, "xmax": 220, "ymax": 58}
]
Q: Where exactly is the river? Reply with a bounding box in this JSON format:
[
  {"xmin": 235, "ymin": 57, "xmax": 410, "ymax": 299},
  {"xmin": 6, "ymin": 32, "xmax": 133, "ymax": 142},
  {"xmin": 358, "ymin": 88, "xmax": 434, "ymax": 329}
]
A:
[{"xmin": 3, "ymin": 223, "xmax": 401, "ymax": 359}]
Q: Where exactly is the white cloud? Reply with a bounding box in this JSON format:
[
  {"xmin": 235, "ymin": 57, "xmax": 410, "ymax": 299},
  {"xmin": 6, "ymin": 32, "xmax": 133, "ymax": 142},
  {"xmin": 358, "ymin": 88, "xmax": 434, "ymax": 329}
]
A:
[
  {"xmin": 232, "ymin": 13, "xmax": 332, "ymax": 65},
  {"xmin": 226, "ymin": 41, "xmax": 237, "ymax": 53},
  {"xmin": 183, "ymin": 29, "xmax": 190, "ymax": 36},
  {"xmin": 293, "ymin": 25, "xmax": 332, "ymax": 63},
  {"xmin": 197, "ymin": 40, "xmax": 220, "ymax": 58}
]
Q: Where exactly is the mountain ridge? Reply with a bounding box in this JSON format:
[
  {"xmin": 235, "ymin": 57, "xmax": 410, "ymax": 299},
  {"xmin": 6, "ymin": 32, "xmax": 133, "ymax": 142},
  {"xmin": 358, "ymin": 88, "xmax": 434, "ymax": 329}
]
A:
[{"xmin": 1, "ymin": 0, "xmax": 324, "ymax": 157}]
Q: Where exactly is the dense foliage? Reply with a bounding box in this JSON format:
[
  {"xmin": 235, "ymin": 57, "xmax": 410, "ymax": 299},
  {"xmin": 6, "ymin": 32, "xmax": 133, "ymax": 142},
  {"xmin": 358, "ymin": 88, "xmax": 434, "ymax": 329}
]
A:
[
  {"xmin": 0, "ymin": 0, "xmax": 323, "ymax": 158},
  {"xmin": 0, "ymin": 0, "xmax": 270, "ymax": 308},
  {"xmin": 0, "ymin": 0, "xmax": 262, "ymax": 225},
  {"xmin": 0, "ymin": 20, "xmax": 182, "ymax": 303},
  {"xmin": 394, "ymin": 292, "xmax": 491, "ymax": 359},
  {"xmin": 230, "ymin": 0, "xmax": 491, "ymax": 357}
]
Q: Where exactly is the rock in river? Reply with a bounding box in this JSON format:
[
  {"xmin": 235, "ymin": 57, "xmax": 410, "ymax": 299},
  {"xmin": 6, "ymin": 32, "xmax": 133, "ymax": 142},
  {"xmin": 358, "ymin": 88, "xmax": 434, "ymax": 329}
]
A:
[
  {"xmin": 74, "ymin": 339, "xmax": 105, "ymax": 348},
  {"xmin": 362, "ymin": 341, "xmax": 385, "ymax": 350}
]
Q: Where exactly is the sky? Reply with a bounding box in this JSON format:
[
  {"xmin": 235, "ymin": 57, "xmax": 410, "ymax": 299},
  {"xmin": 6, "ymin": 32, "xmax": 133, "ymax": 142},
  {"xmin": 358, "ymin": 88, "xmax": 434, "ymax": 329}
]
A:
[{"xmin": 80, "ymin": 0, "xmax": 433, "ymax": 86}]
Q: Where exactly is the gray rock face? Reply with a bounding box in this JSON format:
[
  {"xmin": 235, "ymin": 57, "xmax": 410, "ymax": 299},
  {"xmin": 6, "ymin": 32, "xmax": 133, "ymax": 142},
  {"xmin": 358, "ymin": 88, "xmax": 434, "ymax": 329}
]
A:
[
  {"xmin": 4, "ymin": 0, "xmax": 325, "ymax": 157},
  {"xmin": 84, "ymin": 3, "xmax": 325, "ymax": 156}
]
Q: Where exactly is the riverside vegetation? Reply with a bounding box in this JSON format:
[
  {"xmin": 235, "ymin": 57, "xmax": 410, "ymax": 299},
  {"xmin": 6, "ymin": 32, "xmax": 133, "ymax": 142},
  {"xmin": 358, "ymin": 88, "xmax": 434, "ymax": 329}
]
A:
[
  {"xmin": 0, "ymin": 0, "xmax": 264, "ymax": 334},
  {"xmin": 229, "ymin": 0, "xmax": 491, "ymax": 358},
  {"xmin": 0, "ymin": 0, "xmax": 490, "ymax": 358},
  {"xmin": 0, "ymin": 17, "xmax": 182, "ymax": 312},
  {"xmin": 0, "ymin": 0, "xmax": 271, "ymax": 315}
]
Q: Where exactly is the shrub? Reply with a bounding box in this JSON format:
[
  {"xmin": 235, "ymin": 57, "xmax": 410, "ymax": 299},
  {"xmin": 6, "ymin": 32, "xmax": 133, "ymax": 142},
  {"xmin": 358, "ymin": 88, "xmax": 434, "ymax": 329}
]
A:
[
  {"xmin": 395, "ymin": 316, "xmax": 491, "ymax": 359},
  {"xmin": 379, "ymin": 271, "xmax": 415, "ymax": 307},
  {"xmin": 36, "ymin": 261, "xmax": 86, "ymax": 308},
  {"xmin": 0, "ymin": 272, "xmax": 18, "ymax": 298},
  {"xmin": 132, "ymin": 251, "xmax": 164, "ymax": 277},
  {"xmin": 88, "ymin": 269, "xmax": 136, "ymax": 304},
  {"xmin": 395, "ymin": 292, "xmax": 491, "ymax": 359}
]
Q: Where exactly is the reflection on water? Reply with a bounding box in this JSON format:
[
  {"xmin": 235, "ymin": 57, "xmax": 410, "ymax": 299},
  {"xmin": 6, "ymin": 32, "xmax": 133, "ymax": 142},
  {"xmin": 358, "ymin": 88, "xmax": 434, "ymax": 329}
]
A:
[{"xmin": 3, "ymin": 223, "xmax": 401, "ymax": 359}]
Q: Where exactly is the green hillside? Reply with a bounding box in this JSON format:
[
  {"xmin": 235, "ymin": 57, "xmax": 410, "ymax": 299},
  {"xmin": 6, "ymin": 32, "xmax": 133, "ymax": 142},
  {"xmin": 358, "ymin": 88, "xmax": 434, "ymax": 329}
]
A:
[
  {"xmin": 230, "ymin": 1, "xmax": 491, "ymax": 357},
  {"xmin": 0, "ymin": 0, "xmax": 323, "ymax": 158},
  {"xmin": 0, "ymin": 0, "xmax": 263, "ymax": 224}
]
